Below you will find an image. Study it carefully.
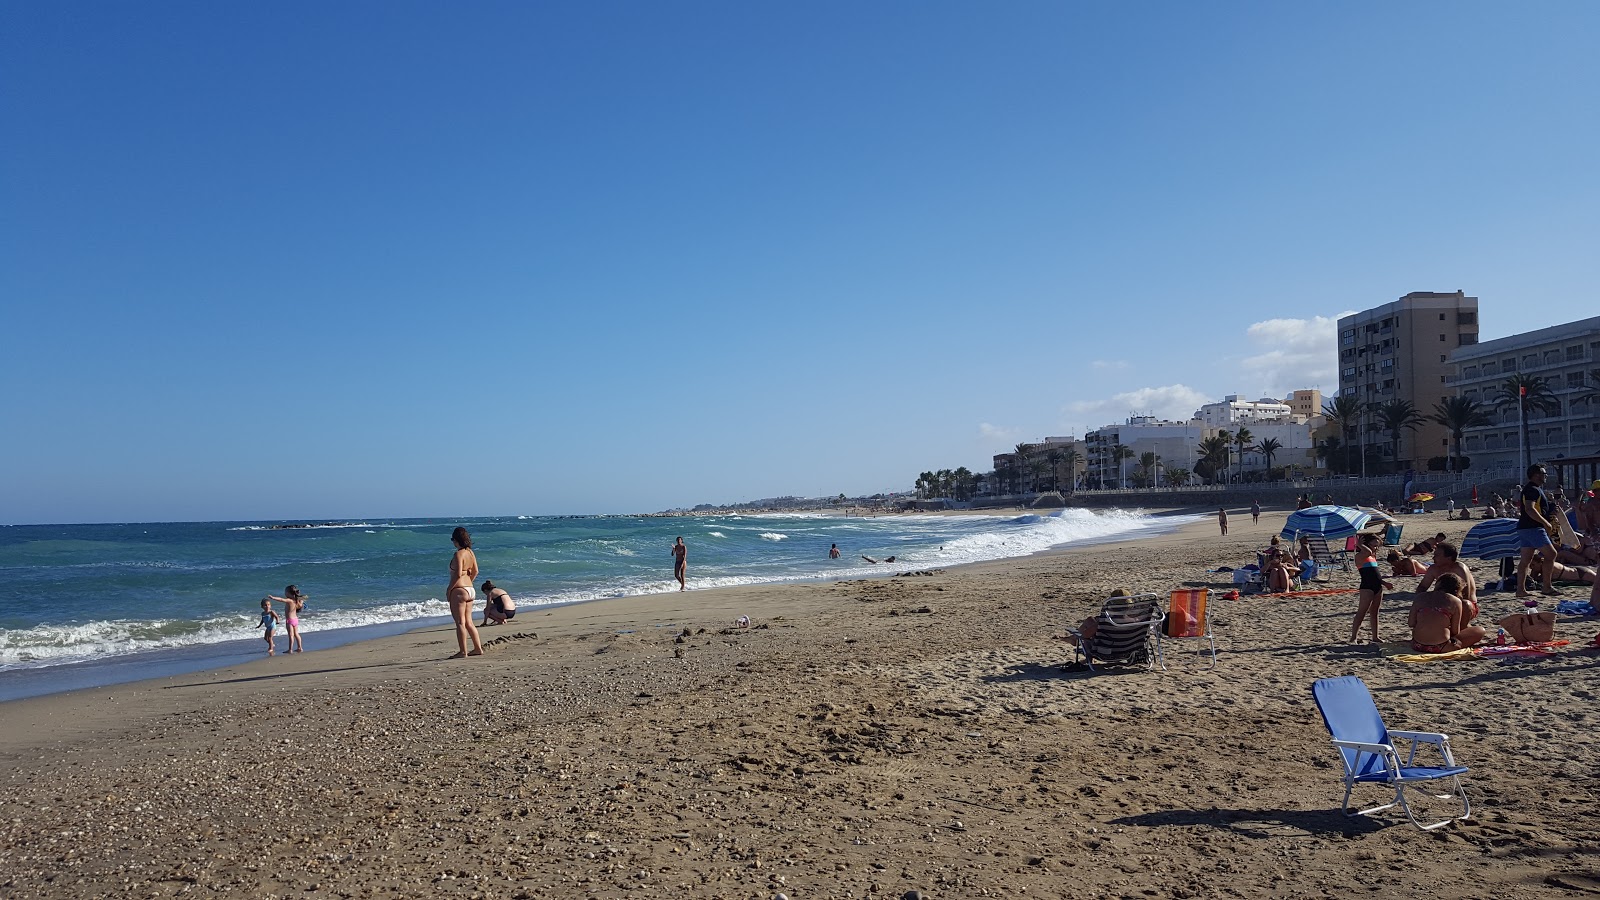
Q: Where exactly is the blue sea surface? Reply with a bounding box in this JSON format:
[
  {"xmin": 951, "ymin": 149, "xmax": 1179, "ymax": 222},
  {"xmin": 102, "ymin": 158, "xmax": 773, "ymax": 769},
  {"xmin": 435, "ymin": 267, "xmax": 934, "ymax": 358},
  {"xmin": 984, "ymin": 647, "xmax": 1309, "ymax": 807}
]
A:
[{"xmin": 0, "ymin": 510, "xmax": 1193, "ymax": 699}]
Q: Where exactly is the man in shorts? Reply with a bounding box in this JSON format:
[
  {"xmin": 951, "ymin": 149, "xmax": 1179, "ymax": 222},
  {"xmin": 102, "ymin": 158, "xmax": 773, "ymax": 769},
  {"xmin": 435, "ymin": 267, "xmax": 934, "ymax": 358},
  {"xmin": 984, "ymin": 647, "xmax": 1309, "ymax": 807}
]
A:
[{"xmin": 1514, "ymin": 464, "xmax": 1559, "ymax": 599}]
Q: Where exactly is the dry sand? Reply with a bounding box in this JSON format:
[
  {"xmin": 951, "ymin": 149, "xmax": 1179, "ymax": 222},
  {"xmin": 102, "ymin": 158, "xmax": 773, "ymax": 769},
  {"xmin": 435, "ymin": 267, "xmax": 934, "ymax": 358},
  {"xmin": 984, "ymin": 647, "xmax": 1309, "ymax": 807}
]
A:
[{"xmin": 2, "ymin": 510, "xmax": 1598, "ymax": 899}]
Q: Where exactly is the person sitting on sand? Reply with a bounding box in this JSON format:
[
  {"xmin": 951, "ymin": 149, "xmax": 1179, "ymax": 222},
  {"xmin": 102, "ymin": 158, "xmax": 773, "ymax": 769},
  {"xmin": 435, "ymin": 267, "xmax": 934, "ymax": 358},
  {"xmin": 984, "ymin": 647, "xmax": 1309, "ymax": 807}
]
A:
[
  {"xmin": 1417, "ymin": 541, "xmax": 1479, "ymax": 626},
  {"xmin": 480, "ymin": 580, "xmax": 516, "ymax": 626},
  {"xmin": 1387, "ymin": 550, "xmax": 1428, "ymax": 577},
  {"xmin": 1407, "ymin": 573, "xmax": 1471, "ymax": 654},
  {"xmin": 1404, "ymin": 532, "xmax": 1446, "ymax": 556}
]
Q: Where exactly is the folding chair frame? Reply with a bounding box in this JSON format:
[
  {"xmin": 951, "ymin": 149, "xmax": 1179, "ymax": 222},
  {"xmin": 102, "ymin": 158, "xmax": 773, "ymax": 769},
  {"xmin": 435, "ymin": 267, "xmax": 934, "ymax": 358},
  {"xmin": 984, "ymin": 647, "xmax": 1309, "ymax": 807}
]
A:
[
  {"xmin": 1313, "ymin": 677, "xmax": 1472, "ymax": 831},
  {"xmin": 1161, "ymin": 589, "xmax": 1217, "ymax": 670},
  {"xmin": 1067, "ymin": 592, "xmax": 1165, "ymax": 672}
]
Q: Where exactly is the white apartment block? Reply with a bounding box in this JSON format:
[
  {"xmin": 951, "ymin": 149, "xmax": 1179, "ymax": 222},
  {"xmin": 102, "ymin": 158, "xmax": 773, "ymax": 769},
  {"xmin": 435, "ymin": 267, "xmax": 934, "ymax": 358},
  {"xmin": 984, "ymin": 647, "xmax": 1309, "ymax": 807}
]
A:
[
  {"xmin": 1085, "ymin": 417, "xmax": 1206, "ymax": 487},
  {"xmin": 1194, "ymin": 395, "xmax": 1296, "ymax": 428},
  {"xmin": 1449, "ymin": 315, "xmax": 1600, "ymax": 472}
]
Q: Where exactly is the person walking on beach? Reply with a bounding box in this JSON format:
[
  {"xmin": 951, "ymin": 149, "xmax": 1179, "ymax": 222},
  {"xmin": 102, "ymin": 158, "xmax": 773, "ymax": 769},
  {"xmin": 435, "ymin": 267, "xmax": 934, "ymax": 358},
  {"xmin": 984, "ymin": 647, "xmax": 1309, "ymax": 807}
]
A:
[
  {"xmin": 1218, "ymin": 508, "xmax": 1228, "ymax": 536},
  {"xmin": 447, "ymin": 527, "xmax": 486, "ymax": 658},
  {"xmin": 258, "ymin": 598, "xmax": 280, "ymax": 655},
  {"xmin": 265, "ymin": 585, "xmax": 307, "ymax": 653},
  {"xmin": 480, "ymin": 579, "xmax": 516, "ymax": 626},
  {"xmin": 671, "ymin": 537, "xmax": 687, "ymax": 591},
  {"xmin": 1250, "ymin": 500, "xmax": 1260, "ymax": 525},
  {"xmin": 1514, "ymin": 464, "xmax": 1561, "ymax": 600}
]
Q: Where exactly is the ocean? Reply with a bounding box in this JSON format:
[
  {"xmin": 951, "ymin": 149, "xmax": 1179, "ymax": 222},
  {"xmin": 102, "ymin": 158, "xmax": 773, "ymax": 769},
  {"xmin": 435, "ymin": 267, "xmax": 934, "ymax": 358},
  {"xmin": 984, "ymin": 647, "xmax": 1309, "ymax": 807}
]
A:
[{"xmin": 0, "ymin": 509, "xmax": 1193, "ymax": 700}]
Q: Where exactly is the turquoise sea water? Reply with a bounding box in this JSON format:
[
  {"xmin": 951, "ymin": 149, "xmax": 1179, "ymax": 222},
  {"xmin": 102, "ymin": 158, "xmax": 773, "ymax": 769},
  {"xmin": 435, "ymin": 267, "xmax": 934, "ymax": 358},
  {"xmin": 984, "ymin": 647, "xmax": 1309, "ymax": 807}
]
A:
[{"xmin": 0, "ymin": 509, "xmax": 1192, "ymax": 696}]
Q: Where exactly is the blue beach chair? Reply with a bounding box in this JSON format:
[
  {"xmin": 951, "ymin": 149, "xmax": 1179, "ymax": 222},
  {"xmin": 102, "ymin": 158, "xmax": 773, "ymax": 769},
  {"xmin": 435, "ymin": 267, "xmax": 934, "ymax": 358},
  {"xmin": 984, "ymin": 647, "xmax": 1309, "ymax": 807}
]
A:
[{"xmin": 1311, "ymin": 676, "xmax": 1471, "ymax": 830}]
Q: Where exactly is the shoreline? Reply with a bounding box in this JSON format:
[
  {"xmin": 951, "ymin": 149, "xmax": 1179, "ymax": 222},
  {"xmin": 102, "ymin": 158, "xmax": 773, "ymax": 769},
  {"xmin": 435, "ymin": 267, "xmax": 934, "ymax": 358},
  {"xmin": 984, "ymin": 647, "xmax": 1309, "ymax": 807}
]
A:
[
  {"xmin": 0, "ymin": 507, "xmax": 1204, "ymax": 703},
  {"xmin": 4, "ymin": 508, "xmax": 1594, "ymax": 896}
]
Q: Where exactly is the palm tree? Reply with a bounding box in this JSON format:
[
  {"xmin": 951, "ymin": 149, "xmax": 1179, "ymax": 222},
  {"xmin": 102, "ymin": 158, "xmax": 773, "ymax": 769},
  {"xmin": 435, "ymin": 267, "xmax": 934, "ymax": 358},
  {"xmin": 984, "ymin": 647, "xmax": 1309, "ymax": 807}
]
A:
[
  {"xmin": 1231, "ymin": 427, "xmax": 1254, "ymax": 481},
  {"xmin": 1430, "ymin": 397, "xmax": 1492, "ymax": 473},
  {"xmin": 953, "ymin": 466, "xmax": 973, "ymax": 501},
  {"xmin": 1059, "ymin": 447, "xmax": 1082, "ymax": 493},
  {"xmin": 1196, "ymin": 435, "xmax": 1231, "ymax": 484},
  {"xmin": 1013, "ymin": 443, "xmax": 1036, "ymax": 493},
  {"xmin": 1323, "ymin": 395, "xmax": 1363, "ymax": 477},
  {"xmin": 1163, "ymin": 466, "xmax": 1191, "ymax": 488},
  {"xmin": 1495, "ymin": 375, "xmax": 1561, "ymax": 469},
  {"xmin": 1252, "ymin": 437, "xmax": 1283, "ymax": 478},
  {"xmin": 1316, "ymin": 436, "xmax": 1344, "ymax": 474},
  {"xmin": 1109, "ymin": 443, "xmax": 1134, "ymax": 488},
  {"xmin": 1369, "ymin": 399, "xmax": 1426, "ymax": 471},
  {"xmin": 1137, "ymin": 451, "xmax": 1160, "ymax": 488},
  {"xmin": 1028, "ymin": 459, "xmax": 1048, "ymax": 495},
  {"xmin": 1046, "ymin": 450, "xmax": 1064, "ymax": 492}
]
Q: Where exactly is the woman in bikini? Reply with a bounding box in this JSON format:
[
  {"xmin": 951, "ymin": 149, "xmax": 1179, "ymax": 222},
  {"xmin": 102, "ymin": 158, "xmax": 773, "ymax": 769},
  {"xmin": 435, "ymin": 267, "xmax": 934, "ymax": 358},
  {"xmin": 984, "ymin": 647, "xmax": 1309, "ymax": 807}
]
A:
[
  {"xmin": 1386, "ymin": 550, "xmax": 1428, "ymax": 577},
  {"xmin": 1407, "ymin": 572, "xmax": 1465, "ymax": 654},
  {"xmin": 1350, "ymin": 532, "xmax": 1389, "ymax": 643},
  {"xmin": 447, "ymin": 527, "xmax": 486, "ymax": 658},
  {"xmin": 265, "ymin": 584, "xmax": 306, "ymax": 653}
]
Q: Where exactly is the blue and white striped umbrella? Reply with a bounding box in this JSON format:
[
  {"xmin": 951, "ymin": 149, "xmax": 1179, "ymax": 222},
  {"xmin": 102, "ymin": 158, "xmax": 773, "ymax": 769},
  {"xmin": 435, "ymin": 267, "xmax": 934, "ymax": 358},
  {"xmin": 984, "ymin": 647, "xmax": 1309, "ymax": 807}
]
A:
[
  {"xmin": 1460, "ymin": 517, "xmax": 1521, "ymax": 561},
  {"xmin": 1279, "ymin": 505, "xmax": 1373, "ymax": 541}
]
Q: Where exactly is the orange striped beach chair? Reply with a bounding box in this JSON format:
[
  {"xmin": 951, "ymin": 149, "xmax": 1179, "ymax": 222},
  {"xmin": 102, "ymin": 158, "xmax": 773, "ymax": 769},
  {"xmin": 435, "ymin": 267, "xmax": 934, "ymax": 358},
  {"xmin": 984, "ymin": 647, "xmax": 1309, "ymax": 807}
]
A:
[{"xmin": 1163, "ymin": 588, "xmax": 1217, "ymax": 668}]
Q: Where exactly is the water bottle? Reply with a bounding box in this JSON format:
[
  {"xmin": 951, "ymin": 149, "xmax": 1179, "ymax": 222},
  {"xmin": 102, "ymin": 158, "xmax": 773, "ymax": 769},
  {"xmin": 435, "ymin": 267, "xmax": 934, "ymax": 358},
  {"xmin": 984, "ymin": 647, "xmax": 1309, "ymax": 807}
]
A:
[{"xmin": 1495, "ymin": 628, "xmax": 1508, "ymax": 647}]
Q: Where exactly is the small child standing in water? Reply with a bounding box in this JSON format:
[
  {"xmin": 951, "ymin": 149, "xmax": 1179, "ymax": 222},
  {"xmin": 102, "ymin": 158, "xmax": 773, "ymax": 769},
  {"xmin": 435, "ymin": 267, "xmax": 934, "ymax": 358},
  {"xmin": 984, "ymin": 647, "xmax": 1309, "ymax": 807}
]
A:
[{"xmin": 258, "ymin": 598, "xmax": 280, "ymax": 655}]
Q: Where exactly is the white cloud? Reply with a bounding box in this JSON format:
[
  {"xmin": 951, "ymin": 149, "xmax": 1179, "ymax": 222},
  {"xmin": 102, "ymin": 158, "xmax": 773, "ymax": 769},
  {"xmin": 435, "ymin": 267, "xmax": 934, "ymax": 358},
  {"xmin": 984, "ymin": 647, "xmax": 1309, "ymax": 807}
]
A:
[
  {"xmin": 978, "ymin": 422, "xmax": 1021, "ymax": 445},
  {"xmin": 1067, "ymin": 384, "xmax": 1212, "ymax": 424},
  {"xmin": 1236, "ymin": 312, "xmax": 1355, "ymax": 397}
]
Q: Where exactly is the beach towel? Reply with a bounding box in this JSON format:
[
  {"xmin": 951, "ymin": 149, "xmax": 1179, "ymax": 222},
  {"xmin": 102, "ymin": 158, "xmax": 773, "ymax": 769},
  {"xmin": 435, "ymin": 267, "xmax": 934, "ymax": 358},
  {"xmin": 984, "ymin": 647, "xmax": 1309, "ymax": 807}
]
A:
[
  {"xmin": 1556, "ymin": 600, "xmax": 1597, "ymax": 616},
  {"xmin": 1390, "ymin": 647, "xmax": 1478, "ymax": 663},
  {"xmin": 1474, "ymin": 640, "xmax": 1568, "ymax": 658}
]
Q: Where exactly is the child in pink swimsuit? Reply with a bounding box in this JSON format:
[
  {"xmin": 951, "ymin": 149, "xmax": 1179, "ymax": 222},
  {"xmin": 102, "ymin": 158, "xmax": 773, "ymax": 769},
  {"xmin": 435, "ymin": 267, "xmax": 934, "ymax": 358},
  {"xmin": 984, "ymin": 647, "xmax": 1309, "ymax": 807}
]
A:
[{"xmin": 266, "ymin": 585, "xmax": 307, "ymax": 653}]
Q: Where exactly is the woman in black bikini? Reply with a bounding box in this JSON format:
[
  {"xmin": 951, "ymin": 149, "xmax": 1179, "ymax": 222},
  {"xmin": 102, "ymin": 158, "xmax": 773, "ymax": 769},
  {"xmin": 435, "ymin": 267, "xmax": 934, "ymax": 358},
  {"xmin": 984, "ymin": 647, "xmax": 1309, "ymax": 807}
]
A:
[{"xmin": 1350, "ymin": 532, "xmax": 1389, "ymax": 643}]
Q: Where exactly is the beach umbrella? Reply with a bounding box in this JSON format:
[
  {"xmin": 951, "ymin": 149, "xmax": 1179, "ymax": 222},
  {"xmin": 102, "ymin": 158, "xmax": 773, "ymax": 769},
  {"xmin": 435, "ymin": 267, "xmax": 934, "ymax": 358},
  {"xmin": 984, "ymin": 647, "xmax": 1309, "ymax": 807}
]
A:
[
  {"xmin": 1279, "ymin": 505, "xmax": 1373, "ymax": 541},
  {"xmin": 1460, "ymin": 517, "xmax": 1520, "ymax": 561},
  {"xmin": 1354, "ymin": 506, "xmax": 1397, "ymax": 525},
  {"xmin": 1408, "ymin": 492, "xmax": 1435, "ymax": 503}
]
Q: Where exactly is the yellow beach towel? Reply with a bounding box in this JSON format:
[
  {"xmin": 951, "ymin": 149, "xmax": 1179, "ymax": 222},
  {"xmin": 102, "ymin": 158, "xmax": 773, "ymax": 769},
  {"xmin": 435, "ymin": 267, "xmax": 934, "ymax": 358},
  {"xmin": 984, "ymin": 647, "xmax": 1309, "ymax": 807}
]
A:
[{"xmin": 1390, "ymin": 647, "xmax": 1478, "ymax": 664}]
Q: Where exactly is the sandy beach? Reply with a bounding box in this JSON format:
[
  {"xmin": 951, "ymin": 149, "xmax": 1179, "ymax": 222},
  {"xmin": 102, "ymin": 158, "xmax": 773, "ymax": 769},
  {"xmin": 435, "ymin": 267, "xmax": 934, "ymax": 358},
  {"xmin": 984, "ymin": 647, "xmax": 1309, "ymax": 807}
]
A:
[{"xmin": 2, "ymin": 509, "xmax": 1598, "ymax": 899}]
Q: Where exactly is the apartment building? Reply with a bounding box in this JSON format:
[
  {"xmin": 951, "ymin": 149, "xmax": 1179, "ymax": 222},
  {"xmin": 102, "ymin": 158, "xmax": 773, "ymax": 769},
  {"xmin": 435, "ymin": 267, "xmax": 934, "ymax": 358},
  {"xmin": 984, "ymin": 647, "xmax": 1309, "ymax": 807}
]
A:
[
  {"xmin": 1085, "ymin": 417, "xmax": 1205, "ymax": 487},
  {"xmin": 1337, "ymin": 292, "xmax": 1480, "ymax": 469},
  {"xmin": 1448, "ymin": 315, "xmax": 1600, "ymax": 472}
]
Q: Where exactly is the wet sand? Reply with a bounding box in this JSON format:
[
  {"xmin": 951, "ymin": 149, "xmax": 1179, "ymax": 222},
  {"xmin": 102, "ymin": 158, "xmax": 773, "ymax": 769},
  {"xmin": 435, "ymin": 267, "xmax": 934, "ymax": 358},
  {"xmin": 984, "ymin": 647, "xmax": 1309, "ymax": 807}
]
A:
[{"xmin": 2, "ymin": 509, "xmax": 1597, "ymax": 898}]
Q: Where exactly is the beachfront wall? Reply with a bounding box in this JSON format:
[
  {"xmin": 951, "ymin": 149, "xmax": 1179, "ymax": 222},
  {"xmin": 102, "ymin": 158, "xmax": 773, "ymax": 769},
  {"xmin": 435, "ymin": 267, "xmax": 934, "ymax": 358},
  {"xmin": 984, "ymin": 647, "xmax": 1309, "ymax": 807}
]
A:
[{"xmin": 1448, "ymin": 315, "xmax": 1600, "ymax": 472}]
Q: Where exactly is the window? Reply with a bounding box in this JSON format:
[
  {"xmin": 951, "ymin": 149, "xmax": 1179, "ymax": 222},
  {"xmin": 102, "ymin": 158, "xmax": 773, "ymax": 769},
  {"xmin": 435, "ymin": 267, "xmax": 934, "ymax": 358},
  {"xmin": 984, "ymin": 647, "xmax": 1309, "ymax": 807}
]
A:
[
  {"xmin": 1567, "ymin": 345, "xmax": 1584, "ymax": 362},
  {"xmin": 1464, "ymin": 366, "xmax": 1478, "ymax": 378},
  {"xmin": 1383, "ymin": 379, "xmax": 1395, "ymax": 390},
  {"xmin": 1459, "ymin": 312, "xmax": 1477, "ymax": 326},
  {"xmin": 1342, "ymin": 366, "xmax": 1355, "ymax": 378},
  {"xmin": 1543, "ymin": 350, "xmax": 1560, "ymax": 366},
  {"xmin": 1485, "ymin": 435, "xmax": 1501, "ymax": 450},
  {"xmin": 1573, "ymin": 425, "xmax": 1590, "ymax": 444},
  {"xmin": 1465, "ymin": 437, "xmax": 1481, "ymax": 451},
  {"xmin": 1523, "ymin": 355, "xmax": 1539, "ymax": 369},
  {"xmin": 1439, "ymin": 313, "xmax": 1446, "ymax": 320},
  {"xmin": 1569, "ymin": 372, "xmax": 1586, "ymax": 388},
  {"xmin": 1460, "ymin": 334, "xmax": 1478, "ymax": 346},
  {"xmin": 1464, "ymin": 389, "xmax": 1478, "ymax": 402},
  {"xmin": 1381, "ymin": 358, "xmax": 1394, "ymax": 370},
  {"xmin": 1440, "ymin": 334, "xmax": 1447, "ymax": 342},
  {"xmin": 1502, "ymin": 358, "xmax": 1516, "ymax": 371}
]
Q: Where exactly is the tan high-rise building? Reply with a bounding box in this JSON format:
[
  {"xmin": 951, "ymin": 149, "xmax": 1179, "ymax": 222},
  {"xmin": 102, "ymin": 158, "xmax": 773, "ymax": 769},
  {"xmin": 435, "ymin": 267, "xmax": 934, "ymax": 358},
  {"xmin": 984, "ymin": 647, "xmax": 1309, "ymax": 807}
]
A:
[
  {"xmin": 1286, "ymin": 389, "xmax": 1323, "ymax": 421},
  {"xmin": 1337, "ymin": 292, "xmax": 1480, "ymax": 470}
]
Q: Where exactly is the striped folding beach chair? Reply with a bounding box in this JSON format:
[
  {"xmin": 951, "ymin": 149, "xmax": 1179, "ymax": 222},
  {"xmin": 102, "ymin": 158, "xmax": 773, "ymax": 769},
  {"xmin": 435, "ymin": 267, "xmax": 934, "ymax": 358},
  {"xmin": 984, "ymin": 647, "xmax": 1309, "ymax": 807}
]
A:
[{"xmin": 1067, "ymin": 592, "xmax": 1165, "ymax": 672}]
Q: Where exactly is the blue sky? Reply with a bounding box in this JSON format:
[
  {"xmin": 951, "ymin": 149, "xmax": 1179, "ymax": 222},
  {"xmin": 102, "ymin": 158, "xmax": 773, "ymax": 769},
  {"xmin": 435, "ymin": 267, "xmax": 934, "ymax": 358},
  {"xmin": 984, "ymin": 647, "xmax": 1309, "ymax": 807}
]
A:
[{"xmin": 3, "ymin": 2, "xmax": 1597, "ymax": 523}]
